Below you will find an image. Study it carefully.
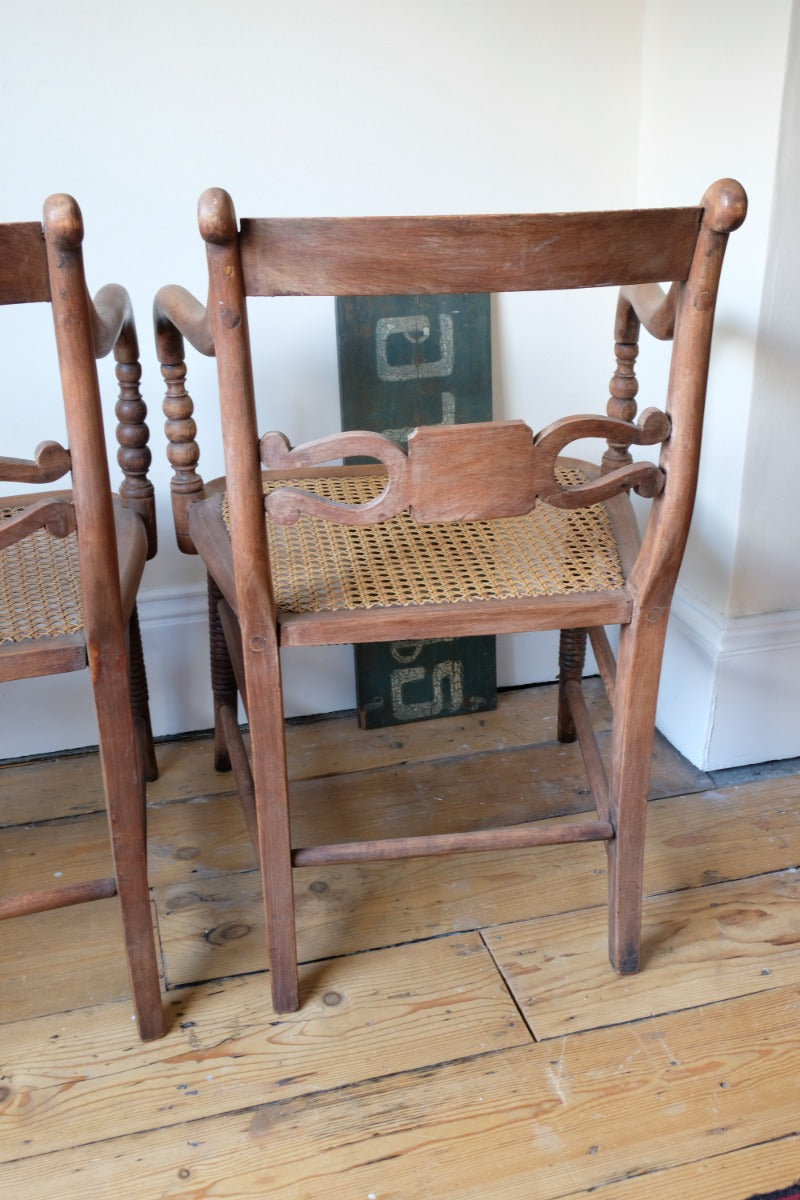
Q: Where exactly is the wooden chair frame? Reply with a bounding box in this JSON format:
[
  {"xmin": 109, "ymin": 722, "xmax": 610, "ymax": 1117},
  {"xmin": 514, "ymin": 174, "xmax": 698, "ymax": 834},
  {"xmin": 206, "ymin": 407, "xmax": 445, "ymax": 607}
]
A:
[
  {"xmin": 155, "ymin": 180, "xmax": 746, "ymax": 1012},
  {"xmin": 0, "ymin": 195, "xmax": 163, "ymax": 1040}
]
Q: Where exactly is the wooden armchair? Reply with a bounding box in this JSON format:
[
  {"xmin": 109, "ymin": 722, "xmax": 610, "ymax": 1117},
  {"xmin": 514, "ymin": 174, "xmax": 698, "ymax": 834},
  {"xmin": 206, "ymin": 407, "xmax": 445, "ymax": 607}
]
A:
[
  {"xmin": 154, "ymin": 180, "xmax": 746, "ymax": 1013},
  {"xmin": 0, "ymin": 195, "xmax": 163, "ymax": 1040}
]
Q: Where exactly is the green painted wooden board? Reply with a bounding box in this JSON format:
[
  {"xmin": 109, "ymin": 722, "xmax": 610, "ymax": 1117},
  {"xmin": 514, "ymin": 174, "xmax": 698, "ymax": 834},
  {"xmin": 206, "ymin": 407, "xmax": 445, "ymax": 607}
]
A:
[{"xmin": 336, "ymin": 294, "xmax": 497, "ymax": 729}]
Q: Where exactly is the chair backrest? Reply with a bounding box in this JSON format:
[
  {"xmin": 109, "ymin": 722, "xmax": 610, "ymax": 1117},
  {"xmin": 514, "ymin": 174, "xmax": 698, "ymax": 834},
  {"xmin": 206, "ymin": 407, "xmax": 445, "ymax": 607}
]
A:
[
  {"xmin": 155, "ymin": 181, "xmax": 746, "ymax": 619},
  {"xmin": 0, "ymin": 195, "xmax": 155, "ymax": 653}
]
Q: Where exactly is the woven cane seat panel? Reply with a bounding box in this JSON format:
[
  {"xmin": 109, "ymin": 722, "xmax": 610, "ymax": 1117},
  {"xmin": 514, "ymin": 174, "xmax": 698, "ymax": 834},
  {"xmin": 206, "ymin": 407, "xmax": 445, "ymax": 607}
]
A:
[
  {"xmin": 221, "ymin": 466, "xmax": 627, "ymax": 616},
  {"xmin": 0, "ymin": 506, "xmax": 83, "ymax": 644}
]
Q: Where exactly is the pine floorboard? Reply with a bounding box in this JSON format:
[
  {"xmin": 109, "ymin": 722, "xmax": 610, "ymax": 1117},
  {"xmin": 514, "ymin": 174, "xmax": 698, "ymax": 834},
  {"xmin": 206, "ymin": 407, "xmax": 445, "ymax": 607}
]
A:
[{"xmin": 2, "ymin": 681, "xmax": 800, "ymax": 1198}]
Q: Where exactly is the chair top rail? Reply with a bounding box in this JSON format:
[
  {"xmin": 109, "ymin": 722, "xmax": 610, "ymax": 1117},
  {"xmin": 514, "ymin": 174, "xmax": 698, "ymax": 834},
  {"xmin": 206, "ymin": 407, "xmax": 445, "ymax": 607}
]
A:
[
  {"xmin": 234, "ymin": 207, "xmax": 703, "ymax": 298},
  {"xmin": 0, "ymin": 222, "xmax": 50, "ymax": 305}
]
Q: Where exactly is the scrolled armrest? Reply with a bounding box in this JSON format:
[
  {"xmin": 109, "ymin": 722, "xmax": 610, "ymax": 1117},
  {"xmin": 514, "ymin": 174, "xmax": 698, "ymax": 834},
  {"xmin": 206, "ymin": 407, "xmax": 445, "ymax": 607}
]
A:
[
  {"xmin": 260, "ymin": 430, "xmax": 409, "ymax": 524},
  {"xmin": 91, "ymin": 283, "xmax": 138, "ymax": 362},
  {"xmin": 154, "ymin": 285, "xmax": 215, "ymax": 361},
  {"xmin": 0, "ymin": 497, "xmax": 76, "ymax": 550},
  {"xmin": 0, "ymin": 440, "xmax": 71, "ymax": 485},
  {"xmin": 617, "ymin": 281, "xmax": 679, "ymax": 343}
]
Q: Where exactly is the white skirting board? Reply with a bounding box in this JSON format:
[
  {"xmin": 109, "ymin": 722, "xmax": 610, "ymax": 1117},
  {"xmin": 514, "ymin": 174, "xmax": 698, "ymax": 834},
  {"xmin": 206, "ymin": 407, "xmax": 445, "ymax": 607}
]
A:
[
  {"xmin": 0, "ymin": 585, "xmax": 211, "ymax": 762},
  {"xmin": 0, "ymin": 586, "xmax": 579, "ymax": 761},
  {"xmin": 2, "ymin": 581, "xmax": 798, "ymax": 771},
  {"xmin": 0, "ymin": 583, "xmax": 363, "ymax": 761},
  {"xmin": 657, "ymin": 586, "xmax": 800, "ymax": 772}
]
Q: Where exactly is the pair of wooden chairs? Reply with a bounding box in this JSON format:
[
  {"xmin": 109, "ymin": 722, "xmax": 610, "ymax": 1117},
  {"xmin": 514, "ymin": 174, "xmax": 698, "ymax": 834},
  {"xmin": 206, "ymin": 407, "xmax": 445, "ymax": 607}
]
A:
[{"xmin": 1, "ymin": 181, "xmax": 745, "ymax": 1034}]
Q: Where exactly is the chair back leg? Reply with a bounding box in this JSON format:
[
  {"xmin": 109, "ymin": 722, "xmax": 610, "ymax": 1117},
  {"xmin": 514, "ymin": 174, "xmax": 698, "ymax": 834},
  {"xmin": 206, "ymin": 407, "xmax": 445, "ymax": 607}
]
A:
[
  {"xmin": 557, "ymin": 628, "xmax": 588, "ymax": 743},
  {"xmin": 93, "ymin": 671, "xmax": 164, "ymax": 1040},
  {"xmin": 128, "ymin": 605, "xmax": 158, "ymax": 783},
  {"xmin": 605, "ymin": 609, "xmax": 667, "ymax": 974},
  {"xmin": 208, "ymin": 574, "xmax": 238, "ymax": 773}
]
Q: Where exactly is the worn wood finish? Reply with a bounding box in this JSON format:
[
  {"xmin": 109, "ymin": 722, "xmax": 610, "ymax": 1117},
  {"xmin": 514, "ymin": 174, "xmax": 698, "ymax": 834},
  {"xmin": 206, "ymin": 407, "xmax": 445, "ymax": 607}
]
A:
[
  {"xmin": 0, "ymin": 496, "xmax": 75, "ymax": 547},
  {"xmin": 188, "ymin": 471, "xmax": 642, "ymax": 649},
  {"xmin": 0, "ymin": 681, "xmax": 708, "ymax": 1019},
  {"xmin": 8, "ymin": 1041, "xmax": 800, "ymax": 1200},
  {"xmin": 0, "ymin": 876, "xmax": 117, "ymax": 919},
  {"xmin": 0, "ymin": 196, "xmax": 162, "ymax": 1039},
  {"xmin": 2, "ymin": 931, "xmax": 529, "ymax": 1162},
  {"xmin": 12, "ymin": 986, "xmax": 795, "ymax": 1200},
  {"xmin": 584, "ymin": 1140, "xmax": 800, "ymax": 1200},
  {"xmin": 237, "ymin": 208, "xmax": 704, "ymax": 296},
  {"xmin": 291, "ymin": 817, "xmax": 614, "ymax": 866},
  {"xmin": 97, "ymin": 987, "xmax": 800, "ymax": 1200},
  {"xmin": 153, "ymin": 775, "xmax": 799, "ymax": 991},
  {"xmin": 3, "ymin": 704, "xmax": 800, "ymax": 1199},
  {"xmin": 277, "ymin": 586, "xmax": 633, "ymax": 648},
  {"xmin": 0, "ymin": 493, "xmax": 148, "ymax": 684},
  {"xmin": 0, "ymin": 221, "xmax": 50, "ymax": 304},
  {"xmin": 0, "ymin": 635, "xmax": 88, "ymax": 680},
  {"xmin": 0, "ymin": 441, "xmax": 72, "ymax": 486},
  {"xmin": 155, "ymin": 181, "xmax": 746, "ymax": 1014},
  {"xmin": 487, "ymin": 869, "xmax": 800, "ymax": 1038},
  {"xmin": 0, "ymin": 682, "xmax": 616, "ymax": 826}
]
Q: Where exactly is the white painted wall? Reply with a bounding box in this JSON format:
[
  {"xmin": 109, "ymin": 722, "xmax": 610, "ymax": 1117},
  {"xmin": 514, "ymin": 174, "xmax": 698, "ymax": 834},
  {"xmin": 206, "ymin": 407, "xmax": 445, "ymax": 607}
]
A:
[
  {"xmin": 0, "ymin": 0, "xmax": 644, "ymax": 757},
  {"xmin": 635, "ymin": 0, "xmax": 797, "ymax": 768},
  {"xmin": 1, "ymin": 0, "xmax": 796, "ymax": 769}
]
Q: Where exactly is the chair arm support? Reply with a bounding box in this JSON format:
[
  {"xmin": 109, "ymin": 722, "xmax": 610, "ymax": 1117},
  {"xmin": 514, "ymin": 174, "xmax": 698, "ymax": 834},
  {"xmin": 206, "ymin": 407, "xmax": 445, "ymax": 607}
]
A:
[
  {"xmin": 90, "ymin": 283, "xmax": 157, "ymax": 558},
  {"xmin": 604, "ymin": 283, "xmax": 679, "ymax": 475},
  {"xmin": 154, "ymin": 286, "xmax": 214, "ymax": 554}
]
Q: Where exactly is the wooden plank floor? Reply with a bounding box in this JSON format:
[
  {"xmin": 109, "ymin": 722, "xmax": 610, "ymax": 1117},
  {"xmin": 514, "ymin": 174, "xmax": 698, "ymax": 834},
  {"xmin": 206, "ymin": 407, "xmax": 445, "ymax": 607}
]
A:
[{"xmin": 2, "ymin": 680, "xmax": 800, "ymax": 1198}]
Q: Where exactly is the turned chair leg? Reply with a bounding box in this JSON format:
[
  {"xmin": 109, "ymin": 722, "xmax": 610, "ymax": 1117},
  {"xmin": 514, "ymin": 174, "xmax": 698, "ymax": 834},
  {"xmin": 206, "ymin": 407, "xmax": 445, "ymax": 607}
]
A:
[
  {"xmin": 208, "ymin": 574, "xmax": 238, "ymax": 773},
  {"xmin": 557, "ymin": 627, "xmax": 587, "ymax": 743},
  {"xmin": 128, "ymin": 605, "xmax": 158, "ymax": 783}
]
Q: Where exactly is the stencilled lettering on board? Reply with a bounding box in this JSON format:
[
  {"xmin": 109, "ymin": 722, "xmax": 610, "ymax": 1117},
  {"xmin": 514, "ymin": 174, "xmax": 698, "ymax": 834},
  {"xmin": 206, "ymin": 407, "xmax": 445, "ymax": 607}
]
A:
[
  {"xmin": 388, "ymin": 640, "xmax": 465, "ymax": 722},
  {"xmin": 376, "ymin": 313, "xmax": 455, "ymax": 382},
  {"xmin": 337, "ymin": 293, "xmax": 496, "ymax": 728}
]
